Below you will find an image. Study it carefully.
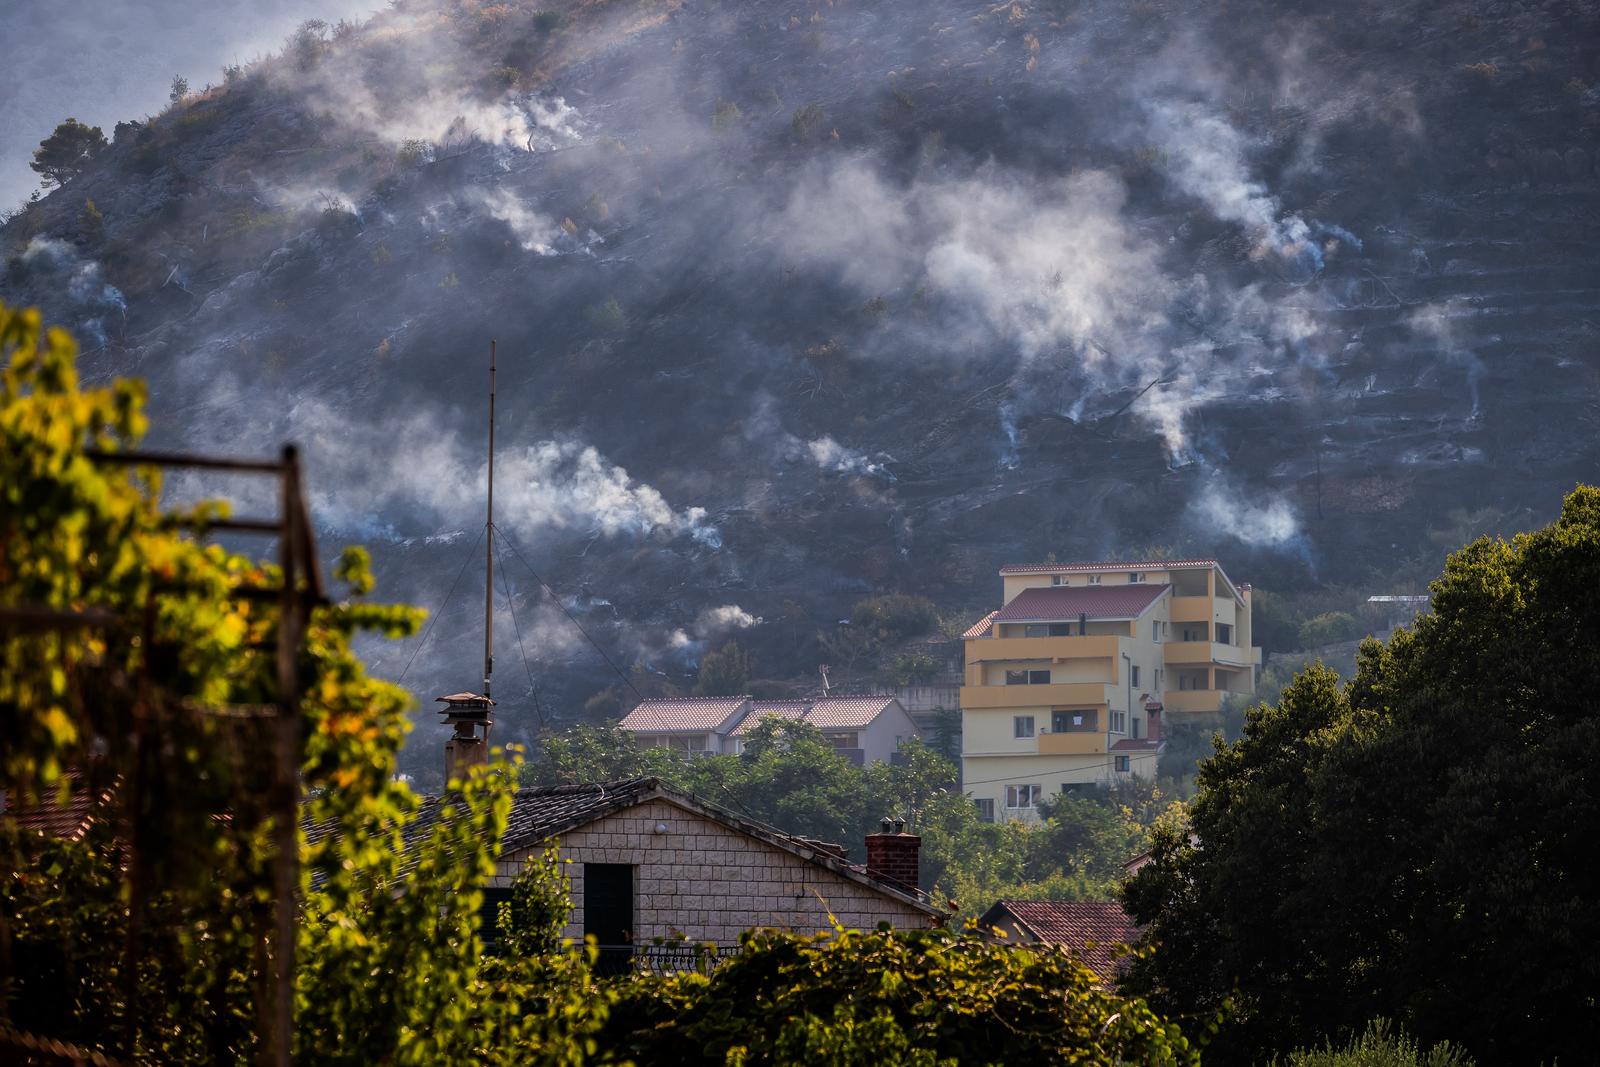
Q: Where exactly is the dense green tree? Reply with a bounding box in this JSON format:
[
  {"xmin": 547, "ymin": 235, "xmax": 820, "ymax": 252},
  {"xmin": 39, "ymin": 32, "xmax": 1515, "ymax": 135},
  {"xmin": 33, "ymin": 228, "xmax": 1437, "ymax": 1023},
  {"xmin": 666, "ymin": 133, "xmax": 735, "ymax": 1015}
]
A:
[
  {"xmin": 1124, "ymin": 487, "xmax": 1600, "ymax": 1064},
  {"xmin": 597, "ymin": 924, "xmax": 1201, "ymax": 1065},
  {"xmin": 694, "ymin": 639, "xmax": 749, "ymax": 696},
  {"xmin": 29, "ymin": 119, "xmax": 107, "ymax": 188}
]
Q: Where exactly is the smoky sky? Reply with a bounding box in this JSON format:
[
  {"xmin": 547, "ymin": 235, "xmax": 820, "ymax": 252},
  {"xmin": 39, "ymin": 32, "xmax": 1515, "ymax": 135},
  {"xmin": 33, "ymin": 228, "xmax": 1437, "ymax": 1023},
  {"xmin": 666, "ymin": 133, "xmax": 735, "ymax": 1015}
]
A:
[{"xmin": 0, "ymin": 0, "xmax": 380, "ymax": 208}]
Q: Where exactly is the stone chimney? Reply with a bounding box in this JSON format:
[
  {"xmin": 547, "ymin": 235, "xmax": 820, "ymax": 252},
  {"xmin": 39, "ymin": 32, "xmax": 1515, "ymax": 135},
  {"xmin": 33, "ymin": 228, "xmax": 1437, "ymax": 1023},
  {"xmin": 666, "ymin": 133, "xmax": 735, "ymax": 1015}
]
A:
[
  {"xmin": 864, "ymin": 818, "xmax": 921, "ymax": 892},
  {"xmin": 438, "ymin": 692, "xmax": 496, "ymax": 783}
]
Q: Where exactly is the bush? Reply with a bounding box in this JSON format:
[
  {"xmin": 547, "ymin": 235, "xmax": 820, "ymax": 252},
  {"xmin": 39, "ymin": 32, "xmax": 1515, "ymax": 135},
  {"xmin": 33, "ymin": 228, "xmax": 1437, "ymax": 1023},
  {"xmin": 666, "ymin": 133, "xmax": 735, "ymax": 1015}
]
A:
[
  {"xmin": 1297, "ymin": 611, "xmax": 1362, "ymax": 648},
  {"xmin": 849, "ymin": 594, "xmax": 938, "ymax": 644},
  {"xmin": 168, "ymin": 75, "xmax": 189, "ymax": 103},
  {"xmin": 1275, "ymin": 1020, "xmax": 1474, "ymax": 1067}
]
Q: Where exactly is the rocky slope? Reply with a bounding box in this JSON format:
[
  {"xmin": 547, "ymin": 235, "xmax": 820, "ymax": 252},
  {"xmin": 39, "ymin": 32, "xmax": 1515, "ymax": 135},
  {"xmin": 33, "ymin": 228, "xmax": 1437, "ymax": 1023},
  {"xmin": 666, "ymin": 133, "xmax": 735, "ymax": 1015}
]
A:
[{"xmin": 4, "ymin": 0, "xmax": 1597, "ymax": 784}]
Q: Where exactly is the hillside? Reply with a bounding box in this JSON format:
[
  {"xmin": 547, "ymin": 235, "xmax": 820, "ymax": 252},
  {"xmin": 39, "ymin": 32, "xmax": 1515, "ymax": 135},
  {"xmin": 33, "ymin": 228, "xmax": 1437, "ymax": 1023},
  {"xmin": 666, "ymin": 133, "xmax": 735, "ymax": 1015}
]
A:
[{"xmin": 4, "ymin": 0, "xmax": 1597, "ymax": 784}]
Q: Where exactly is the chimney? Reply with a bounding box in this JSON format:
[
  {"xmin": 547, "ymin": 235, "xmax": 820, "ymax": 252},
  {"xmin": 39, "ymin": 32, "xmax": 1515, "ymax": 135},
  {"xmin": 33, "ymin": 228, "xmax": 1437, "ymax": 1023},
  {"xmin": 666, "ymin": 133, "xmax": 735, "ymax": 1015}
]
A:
[
  {"xmin": 1143, "ymin": 698, "xmax": 1163, "ymax": 743},
  {"xmin": 1078, "ymin": 612, "xmax": 1087, "ymax": 635},
  {"xmin": 864, "ymin": 817, "xmax": 921, "ymax": 893},
  {"xmin": 438, "ymin": 692, "xmax": 496, "ymax": 783}
]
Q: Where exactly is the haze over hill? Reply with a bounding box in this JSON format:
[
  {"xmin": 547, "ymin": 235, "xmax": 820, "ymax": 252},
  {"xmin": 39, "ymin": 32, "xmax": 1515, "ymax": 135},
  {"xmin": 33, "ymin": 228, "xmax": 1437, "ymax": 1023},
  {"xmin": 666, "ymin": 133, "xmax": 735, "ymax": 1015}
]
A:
[{"xmin": 4, "ymin": 0, "xmax": 1596, "ymax": 785}]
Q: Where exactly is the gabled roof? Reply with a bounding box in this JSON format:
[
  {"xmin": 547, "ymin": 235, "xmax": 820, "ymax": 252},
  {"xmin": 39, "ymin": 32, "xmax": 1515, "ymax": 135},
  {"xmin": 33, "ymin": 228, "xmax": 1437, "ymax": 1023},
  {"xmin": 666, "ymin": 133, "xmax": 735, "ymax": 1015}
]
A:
[
  {"xmin": 804, "ymin": 695, "xmax": 903, "ymax": 729},
  {"xmin": 962, "ymin": 610, "xmax": 998, "ymax": 639},
  {"xmin": 365, "ymin": 778, "xmax": 947, "ymax": 920},
  {"xmin": 0, "ymin": 771, "xmax": 117, "ymax": 842},
  {"xmin": 980, "ymin": 900, "xmax": 1141, "ymax": 981},
  {"xmin": 618, "ymin": 696, "xmax": 752, "ymax": 733},
  {"xmin": 730, "ymin": 696, "xmax": 907, "ymax": 735},
  {"xmin": 993, "ymin": 584, "xmax": 1169, "ymax": 623},
  {"xmin": 999, "ymin": 559, "xmax": 1218, "ymax": 575}
]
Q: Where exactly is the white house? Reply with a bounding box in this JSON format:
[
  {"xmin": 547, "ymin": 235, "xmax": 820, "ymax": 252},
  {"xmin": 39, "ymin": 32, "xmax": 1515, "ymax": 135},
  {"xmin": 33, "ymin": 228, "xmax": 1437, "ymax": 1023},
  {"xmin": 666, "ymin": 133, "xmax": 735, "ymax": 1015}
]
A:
[{"xmin": 619, "ymin": 695, "xmax": 923, "ymax": 766}]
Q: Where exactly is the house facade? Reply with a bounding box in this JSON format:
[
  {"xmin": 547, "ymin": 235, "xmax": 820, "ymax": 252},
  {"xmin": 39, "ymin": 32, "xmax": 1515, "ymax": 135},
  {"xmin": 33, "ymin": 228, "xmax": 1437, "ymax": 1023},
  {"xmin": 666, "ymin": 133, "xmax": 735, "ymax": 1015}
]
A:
[
  {"xmin": 618, "ymin": 695, "xmax": 921, "ymax": 766},
  {"xmin": 482, "ymin": 779, "xmax": 945, "ymax": 970},
  {"xmin": 961, "ymin": 559, "xmax": 1260, "ymax": 822}
]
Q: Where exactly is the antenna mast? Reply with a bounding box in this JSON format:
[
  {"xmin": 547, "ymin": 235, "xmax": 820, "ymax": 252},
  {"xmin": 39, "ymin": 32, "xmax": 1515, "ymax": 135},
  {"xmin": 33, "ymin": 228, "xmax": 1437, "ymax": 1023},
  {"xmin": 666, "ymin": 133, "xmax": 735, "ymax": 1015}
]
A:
[{"xmin": 484, "ymin": 340, "xmax": 495, "ymax": 701}]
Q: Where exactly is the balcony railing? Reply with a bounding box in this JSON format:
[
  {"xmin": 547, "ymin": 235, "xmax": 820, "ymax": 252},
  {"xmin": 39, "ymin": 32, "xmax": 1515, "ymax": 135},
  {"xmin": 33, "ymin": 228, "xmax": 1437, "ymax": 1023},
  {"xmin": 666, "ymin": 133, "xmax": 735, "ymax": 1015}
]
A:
[
  {"xmin": 964, "ymin": 634, "xmax": 1122, "ymax": 663},
  {"xmin": 597, "ymin": 943, "xmax": 742, "ymax": 977},
  {"xmin": 960, "ymin": 682, "xmax": 1116, "ymax": 710}
]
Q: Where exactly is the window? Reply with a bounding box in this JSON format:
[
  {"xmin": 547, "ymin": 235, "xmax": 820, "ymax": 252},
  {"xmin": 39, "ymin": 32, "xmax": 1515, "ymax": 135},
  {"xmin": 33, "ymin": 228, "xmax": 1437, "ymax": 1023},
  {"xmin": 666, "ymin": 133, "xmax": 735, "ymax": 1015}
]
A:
[
  {"xmin": 1110, "ymin": 710, "xmax": 1127, "ymax": 733},
  {"xmin": 1152, "ymin": 620, "xmax": 1161, "ymax": 641},
  {"xmin": 1217, "ymin": 623, "xmax": 1233, "ymax": 644},
  {"xmin": 1087, "ymin": 574, "xmax": 1102, "ymax": 585},
  {"xmin": 1026, "ymin": 623, "xmax": 1071, "ymax": 637},
  {"xmin": 974, "ymin": 798, "xmax": 995, "ymax": 823},
  {"xmin": 1115, "ymin": 756, "xmax": 1130, "ymax": 773},
  {"xmin": 1130, "ymin": 664, "xmax": 1140, "ymax": 687},
  {"xmin": 1006, "ymin": 784, "xmax": 1042, "ymax": 809},
  {"xmin": 826, "ymin": 732, "xmax": 859, "ymax": 749},
  {"xmin": 1131, "ymin": 717, "xmax": 1142, "ymax": 739},
  {"xmin": 1128, "ymin": 572, "xmax": 1143, "ymax": 583},
  {"xmin": 1005, "ymin": 669, "xmax": 1052, "ymax": 685},
  {"xmin": 1053, "ymin": 709, "xmax": 1096, "ymax": 732},
  {"xmin": 1051, "ymin": 575, "xmax": 1063, "ymax": 585},
  {"xmin": 1013, "ymin": 715, "xmax": 1035, "ymax": 738}
]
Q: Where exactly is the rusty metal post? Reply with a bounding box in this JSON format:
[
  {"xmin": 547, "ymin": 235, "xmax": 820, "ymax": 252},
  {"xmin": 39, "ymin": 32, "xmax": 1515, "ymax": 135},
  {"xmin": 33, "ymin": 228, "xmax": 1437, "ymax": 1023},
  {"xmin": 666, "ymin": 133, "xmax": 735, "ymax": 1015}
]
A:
[{"xmin": 263, "ymin": 446, "xmax": 300, "ymax": 1067}]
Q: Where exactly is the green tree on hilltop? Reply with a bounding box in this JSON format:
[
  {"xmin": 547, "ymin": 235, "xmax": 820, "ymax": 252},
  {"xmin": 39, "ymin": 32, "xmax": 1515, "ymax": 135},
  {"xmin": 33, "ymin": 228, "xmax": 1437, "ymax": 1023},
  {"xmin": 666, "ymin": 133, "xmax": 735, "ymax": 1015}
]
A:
[{"xmin": 30, "ymin": 119, "xmax": 107, "ymax": 188}]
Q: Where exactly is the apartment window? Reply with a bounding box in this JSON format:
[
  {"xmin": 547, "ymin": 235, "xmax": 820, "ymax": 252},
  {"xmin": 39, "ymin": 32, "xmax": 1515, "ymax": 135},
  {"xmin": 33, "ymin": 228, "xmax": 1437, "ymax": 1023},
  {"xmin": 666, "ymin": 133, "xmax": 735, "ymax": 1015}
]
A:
[
  {"xmin": 1005, "ymin": 669, "xmax": 1052, "ymax": 685},
  {"xmin": 1026, "ymin": 623, "xmax": 1074, "ymax": 637},
  {"xmin": 826, "ymin": 732, "xmax": 859, "ymax": 749},
  {"xmin": 1115, "ymin": 756, "xmax": 1131, "ymax": 773},
  {"xmin": 1051, "ymin": 575, "xmax": 1063, "ymax": 585},
  {"xmin": 1151, "ymin": 620, "xmax": 1161, "ymax": 642},
  {"xmin": 1130, "ymin": 664, "xmax": 1141, "ymax": 688},
  {"xmin": 974, "ymin": 798, "xmax": 995, "ymax": 823},
  {"xmin": 1053, "ymin": 709, "xmax": 1096, "ymax": 732},
  {"xmin": 1110, "ymin": 710, "xmax": 1127, "ymax": 733},
  {"xmin": 1006, "ymin": 784, "xmax": 1042, "ymax": 809},
  {"xmin": 1087, "ymin": 574, "xmax": 1102, "ymax": 585},
  {"xmin": 1128, "ymin": 572, "xmax": 1143, "ymax": 583},
  {"xmin": 1131, "ymin": 717, "xmax": 1142, "ymax": 739},
  {"xmin": 1013, "ymin": 715, "xmax": 1035, "ymax": 739},
  {"xmin": 1216, "ymin": 623, "xmax": 1233, "ymax": 644}
]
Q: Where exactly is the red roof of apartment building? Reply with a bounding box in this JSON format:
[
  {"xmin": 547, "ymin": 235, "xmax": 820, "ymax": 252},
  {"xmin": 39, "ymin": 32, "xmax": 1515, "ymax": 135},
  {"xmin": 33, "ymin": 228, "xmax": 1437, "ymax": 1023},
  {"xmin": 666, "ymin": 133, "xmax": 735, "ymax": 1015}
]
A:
[
  {"xmin": 998, "ymin": 559, "xmax": 1219, "ymax": 574},
  {"xmin": 992, "ymin": 583, "xmax": 1169, "ymax": 623},
  {"xmin": 962, "ymin": 610, "xmax": 998, "ymax": 639}
]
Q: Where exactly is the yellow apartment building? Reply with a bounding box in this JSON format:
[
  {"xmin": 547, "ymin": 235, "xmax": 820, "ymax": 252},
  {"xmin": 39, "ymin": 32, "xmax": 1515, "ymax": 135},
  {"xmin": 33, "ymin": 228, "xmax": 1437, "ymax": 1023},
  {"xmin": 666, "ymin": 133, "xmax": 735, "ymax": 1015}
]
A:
[{"xmin": 960, "ymin": 559, "xmax": 1261, "ymax": 822}]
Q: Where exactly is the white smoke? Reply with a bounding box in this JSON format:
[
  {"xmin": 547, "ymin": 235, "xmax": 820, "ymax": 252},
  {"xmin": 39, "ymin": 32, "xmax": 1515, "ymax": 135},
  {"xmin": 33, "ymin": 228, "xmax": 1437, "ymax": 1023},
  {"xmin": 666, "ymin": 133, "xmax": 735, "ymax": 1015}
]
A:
[
  {"xmin": 1143, "ymin": 99, "xmax": 1360, "ymax": 276},
  {"xmin": 9, "ymin": 238, "xmax": 126, "ymax": 345},
  {"xmin": 806, "ymin": 436, "xmax": 888, "ymax": 479},
  {"xmin": 1189, "ymin": 478, "xmax": 1301, "ymax": 548},
  {"xmin": 695, "ymin": 604, "xmax": 762, "ymax": 636},
  {"xmin": 470, "ymin": 187, "xmax": 560, "ymax": 254},
  {"xmin": 1407, "ymin": 300, "xmax": 1484, "ymax": 420}
]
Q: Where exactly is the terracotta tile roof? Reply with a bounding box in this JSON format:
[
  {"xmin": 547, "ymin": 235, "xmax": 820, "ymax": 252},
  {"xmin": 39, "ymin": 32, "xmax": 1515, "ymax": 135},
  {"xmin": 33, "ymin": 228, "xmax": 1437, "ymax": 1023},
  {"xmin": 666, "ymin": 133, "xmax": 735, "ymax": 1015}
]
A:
[
  {"xmin": 981, "ymin": 900, "xmax": 1141, "ymax": 982},
  {"xmin": 962, "ymin": 610, "xmax": 998, "ymax": 639},
  {"xmin": 999, "ymin": 559, "xmax": 1217, "ymax": 574},
  {"xmin": 1, "ymin": 771, "xmax": 117, "ymax": 842},
  {"xmin": 618, "ymin": 696, "xmax": 751, "ymax": 733},
  {"xmin": 993, "ymin": 584, "xmax": 1169, "ymax": 623},
  {"xmin": 731, "ymin": 700, "xmax": 811, "ymax": 736},
  {"xmin": 803, "ymin": 695, "xmax": 900, "ymax": 730}
]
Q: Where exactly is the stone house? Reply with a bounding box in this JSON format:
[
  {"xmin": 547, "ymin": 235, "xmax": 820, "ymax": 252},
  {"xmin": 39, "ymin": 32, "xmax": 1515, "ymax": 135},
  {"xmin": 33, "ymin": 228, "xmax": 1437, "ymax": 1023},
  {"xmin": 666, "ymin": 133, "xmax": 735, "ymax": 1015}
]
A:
[{"xmin": 475, "ymin": 777, "xmax": 946, "ymax": 971}]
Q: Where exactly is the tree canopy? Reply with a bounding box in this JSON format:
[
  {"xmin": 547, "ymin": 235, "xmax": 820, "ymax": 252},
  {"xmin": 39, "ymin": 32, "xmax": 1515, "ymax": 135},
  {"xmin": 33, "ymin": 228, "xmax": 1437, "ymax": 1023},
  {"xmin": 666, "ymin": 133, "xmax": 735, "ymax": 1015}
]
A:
[
  {"xmin": 29, "ymin": 119, "xmax": 107, "ymax": 188},
  {"xmin": 1122, "ymin": 486, "xmax": 1600, "ymax": 1064}
]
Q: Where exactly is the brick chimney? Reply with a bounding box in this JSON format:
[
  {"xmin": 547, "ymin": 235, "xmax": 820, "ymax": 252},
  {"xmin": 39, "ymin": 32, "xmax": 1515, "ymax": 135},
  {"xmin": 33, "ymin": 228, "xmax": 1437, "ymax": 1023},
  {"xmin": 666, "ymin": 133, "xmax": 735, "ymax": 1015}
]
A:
[
  {"xmin": 864, "ymin": 818, "xmax": 921, "ymax": 892},
  {"xmin": 1143, "ymin": 698, "xmax": 1163, "ymax": 743}
]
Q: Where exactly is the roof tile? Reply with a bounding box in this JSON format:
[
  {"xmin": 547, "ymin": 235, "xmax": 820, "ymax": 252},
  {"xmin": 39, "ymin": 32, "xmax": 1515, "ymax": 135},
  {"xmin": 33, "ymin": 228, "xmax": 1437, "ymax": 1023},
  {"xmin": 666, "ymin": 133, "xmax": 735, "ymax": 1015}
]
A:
[
  {"xmin": 992, "ymin": 584, "xmax": 1169, "ymax": 623},
  {"xmin": 999, "ymin": 559, "xmax": 1217, "ymax": 574},
  {"xmin": 618, "ymin": 696, "xmax": 751, "ymax": 732},
  {"xmin": 986, "ymin": 900, "xmax": 1141, "ymax": 981}
]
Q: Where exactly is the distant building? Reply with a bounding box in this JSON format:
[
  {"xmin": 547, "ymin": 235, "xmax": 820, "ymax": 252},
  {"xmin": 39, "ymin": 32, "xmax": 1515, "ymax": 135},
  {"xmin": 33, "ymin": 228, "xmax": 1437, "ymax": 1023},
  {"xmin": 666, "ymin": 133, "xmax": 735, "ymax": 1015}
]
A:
[
  {"xmin": 978, "ymin": 899, "xmax": 1141, "ymax": 985},
  {"xmin": 961, "ymin": 559, "xmax": 1261, "ymax": 821},
  {"xmin": 618, "ymin": 695, "xmax": 921, "ymax": 766}
]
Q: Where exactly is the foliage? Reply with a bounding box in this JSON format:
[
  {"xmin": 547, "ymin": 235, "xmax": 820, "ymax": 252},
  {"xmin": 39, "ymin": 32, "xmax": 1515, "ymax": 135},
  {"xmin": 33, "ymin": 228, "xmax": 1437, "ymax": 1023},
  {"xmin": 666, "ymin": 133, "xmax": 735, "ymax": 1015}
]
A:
[
  {"xmin": 522, "ymin": 724, "xmax": 686, "ymax": 785},
  {"xmin": 695, "ymin": 639, "xmax": 749, "ymax": 696},
  {"xmin": 169, "ymin": 75, "xmax": 190, "ymax": 103},
  {"xmin": 1124, "ymin": 487, "xmax": 1600, "ymax": 1064},
  {"xmin": 792, "ymin": 103, "xmax": 826, "ymax": 139},
  {"xmin": 1296, "ymin": 610, "xmax": 1362, "ymax": 648},
  {"xmin": 29, "ymin": 119, "xmax": 107, "ymax": 188},
  {"xmin": 849, "ymin": 593, "xmax": 938, "ymax": 644},
  {"xmin": 888, "ymin": 651, "xmax": 940, "ymax": 684},
  {"xmin": 598, "ymin": 924, "xmax": 1200, "ymax": 1065},
  {"xmin": 0, "ymin": 303, "xmax": 585, "ymax": 1063},
  {"xmin": 1274, "ymin": 1019, "xmax": 1474, "ymax": 1067}
]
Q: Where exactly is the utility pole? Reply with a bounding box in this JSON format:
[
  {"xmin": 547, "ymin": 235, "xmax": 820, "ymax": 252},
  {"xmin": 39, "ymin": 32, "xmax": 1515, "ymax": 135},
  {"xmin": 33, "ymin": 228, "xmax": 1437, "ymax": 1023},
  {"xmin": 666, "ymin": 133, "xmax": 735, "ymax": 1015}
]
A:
[{"xmin": 485, "ymin": 340, "xmax": 495, "ymax": 702}]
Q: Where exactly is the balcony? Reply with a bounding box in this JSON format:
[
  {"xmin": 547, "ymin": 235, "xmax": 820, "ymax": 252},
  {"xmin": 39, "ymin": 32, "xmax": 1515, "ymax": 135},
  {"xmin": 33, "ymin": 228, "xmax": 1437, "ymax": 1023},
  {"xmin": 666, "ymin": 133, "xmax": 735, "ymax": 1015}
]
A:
[
  {"xmin": 1169, "ymin": 595, "xmax": 1213, "ymax": 623},
  {"xmin": 964, "ymin": 634, "xmax": 1122, "ymax": 663},
  {"xmin": 1163, "ymin": 641, "xmax": 1256, "ymax": 668},
  {"xmin": 960, "ymin": 682, "xmax": 1115, "ymax": 710},
  {"xmin": 1161, "ymin": 689, "xmax": 1224, "ymax": 713},
  {"xmin": 1038, "ymin": 730, "xmax": 1107, "ymax": 756}
]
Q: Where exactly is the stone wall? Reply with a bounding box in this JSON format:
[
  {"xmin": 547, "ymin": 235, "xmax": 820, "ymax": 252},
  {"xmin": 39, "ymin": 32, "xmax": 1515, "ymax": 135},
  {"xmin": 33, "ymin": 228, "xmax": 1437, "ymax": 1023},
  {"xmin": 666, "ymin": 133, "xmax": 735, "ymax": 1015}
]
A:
[{"xmin": 492, "ymin": 797, "xmax": 934, "ymax": 947}]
